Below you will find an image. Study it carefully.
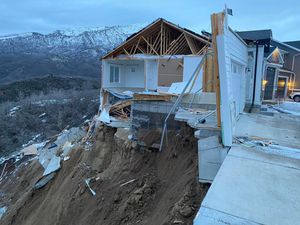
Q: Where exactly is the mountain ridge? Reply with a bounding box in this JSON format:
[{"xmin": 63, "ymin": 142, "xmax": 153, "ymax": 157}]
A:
[{"xmin": 0, "ymin": 23, "xmax": 146, "ymax": 83}]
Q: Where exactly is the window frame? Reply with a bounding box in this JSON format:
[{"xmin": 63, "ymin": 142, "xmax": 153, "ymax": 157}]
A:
[{"xmin": 109, "ymin": 65, "xmax": 120, "ymax": 83}]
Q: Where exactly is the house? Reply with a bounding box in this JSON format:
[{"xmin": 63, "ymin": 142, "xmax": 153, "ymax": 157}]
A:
[
  {"xmin": 99, "ymin": 18, "xmax": 212, "ymax": 125},
  {"xmin": 237, "ymin": 30, "xmax": 300, "ymax": 103}
]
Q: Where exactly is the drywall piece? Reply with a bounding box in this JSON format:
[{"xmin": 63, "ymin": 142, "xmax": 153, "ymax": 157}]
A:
[
  {"xmin": 54, "ymin": 127, "xmax": 85, "ymax": 147},
  {"xmin": 99, "ymin": 108, "xmax": 111, "ymax": 123},
  {"xmin": 21, "ymin": 144, "xmax": 38, "ymax": 156},
  {"xmin": 61, "ymin": 141, "xmax": 74, "ymax": 157},
  {"xmin": 168, "ymin": 82, "xmax": 188, "ymax": 94},
  {"xmin": 43, "ymin": 155, "xmax": 61, "ymax": 176},
  {"xmin": 0, "ymin": 206, "xmax": 7, "ymax": 220},
  {"xmin": 183, "ymin": 56, "xmax": 203, "ymax": 93},
  {"xmin": 195, "ymin": 145, "xmax": 300, "ymax": 224},
  {"xmin": 198, "ymin": 136, "xmax": 227, "ymax": 183}
]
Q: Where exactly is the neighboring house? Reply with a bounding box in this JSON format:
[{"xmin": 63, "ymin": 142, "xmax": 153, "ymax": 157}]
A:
[{"xmin": 237, "ymin": 30, "xmax": 300, "ymax": 102}]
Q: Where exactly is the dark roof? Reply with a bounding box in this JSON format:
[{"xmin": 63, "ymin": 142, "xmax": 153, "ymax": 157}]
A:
[
  {"xmin": 271, "ymin": 39, "xmax": 300, "ymax": 53},
  {"xmin": 237, "ymin": 29, "xmax": 272, "ymax": 42},
  {"xmin": 126, "ymin": 18, "xmax": 210, "ymax": 42},
  {"xmin": 284, "ymin": 41, "xmax": 300, "ymax": 50},
  {"xmin": 264, "ymin": 46, "xmax": 276, "ymax": 57}
]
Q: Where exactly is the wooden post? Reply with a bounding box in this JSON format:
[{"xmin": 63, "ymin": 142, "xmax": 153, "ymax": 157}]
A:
[
  {"xmin": 211, "ymin": 12, "xmax": 225, "ymax": 128},
  {"xmin": 202, "ymin": 47, "xmax": 214, "ymax": 92}
]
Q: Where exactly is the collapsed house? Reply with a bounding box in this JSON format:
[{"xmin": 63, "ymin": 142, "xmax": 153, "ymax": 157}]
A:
[
  {"xmin": 99, "ymin": 18, "xmax": 212, "ymax": 123},
  {"xmin": 98, "ymin": 15, "xmax": 255, "ymax": 183},
  {"xmin": 98, "ymin": 9, "xmax": 300, "ymax": 184}
]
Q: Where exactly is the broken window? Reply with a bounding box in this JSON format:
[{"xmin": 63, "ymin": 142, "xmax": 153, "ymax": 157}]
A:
[{"xmin": 110, "ymin": 65, "xmax": 120, "ymax": 83}]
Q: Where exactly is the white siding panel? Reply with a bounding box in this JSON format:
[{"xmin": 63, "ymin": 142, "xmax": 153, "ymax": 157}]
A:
[
  {"xmin": 183, "ymin": 56, "xmax": 203, "ymax": 93},
  {"xmin": 217, "ymin": 28, "xmax": 248, "ymax": 146}
]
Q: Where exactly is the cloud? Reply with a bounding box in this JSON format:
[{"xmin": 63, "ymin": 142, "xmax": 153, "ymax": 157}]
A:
[{"xmin": 0, "ymin": 0, "xmax": 299, "ymax": 41}]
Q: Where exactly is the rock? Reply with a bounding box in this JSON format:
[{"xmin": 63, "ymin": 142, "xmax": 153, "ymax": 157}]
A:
[
  {"xmin": 179, "ymin": 206, "xmax": 194, "ymax": 218},
  {"xmin": 131, "ymin": 141, "xmax": 138, "ymax": 150}
]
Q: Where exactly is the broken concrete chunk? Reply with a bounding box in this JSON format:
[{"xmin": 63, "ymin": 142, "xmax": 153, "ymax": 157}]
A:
[
  {"xmin": 43, "ymin": 155, "xmax": 61, "ymax": 176},
  {"xmin": 179, "ymin": 206, "xmax": 194, "ymax": 218},
  {"xmin": 0, "ymin": 206, "xmax": 7, "ymax": 220},
  {"xmin": 99, "ymin": 108, "xmax": 110, "ymax": 123},
  {"xmin": 34, "ymin": 173, "xmax": 56, "ymax": 190},
  {"xmin": 21, "ymin": 144, "xmax": 38, "ymax": 156},
  {"xmin": 54, "ymin": 127, "xmax": 85, "ymax": 147},
  {"xmin": 61, "ymin": 141, "xmax": 74, "ymax": 157}
]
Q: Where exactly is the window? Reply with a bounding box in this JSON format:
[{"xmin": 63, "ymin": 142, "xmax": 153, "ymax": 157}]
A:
[
  {"xmin": 130, "ymin": 67, "xmax": 136, "ymax": 73},
  {"xmin": 110, "ymin": 65, "xmax": 120, "ymax": 83}
]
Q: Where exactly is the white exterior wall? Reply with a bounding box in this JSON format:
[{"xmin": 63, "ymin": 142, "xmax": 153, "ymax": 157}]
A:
[
  {"xmin": 183, "ymin": 56, "xmax": 203, "ymax": 92},
  {"xmin": 102, "ymin": 56, "xmax": 203, "ymax": 92},
  {"xmin": 217, "ymin": 20, "xmax": 248, "ymax": 146},
  {"xmin": 102, "ymin": 60, "xmax": 144, "ymax": 88}
]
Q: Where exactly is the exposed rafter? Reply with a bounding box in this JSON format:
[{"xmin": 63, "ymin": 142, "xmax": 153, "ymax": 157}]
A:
[{"xmin": 103, "ymin": 18, "xmax": 211, "ymax": 59}]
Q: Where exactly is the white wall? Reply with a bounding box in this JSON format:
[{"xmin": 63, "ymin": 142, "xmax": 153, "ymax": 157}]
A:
[
  {"xmin": 123, "ymin": 61, "xmax": 144, "ymax": 88},
  {"xmin": 102, "ymin": 60, "xmax": 144, "ymax": 88},
  {"xmin": 217, "ymin": 18, "xmax": 248, "ymax": 146},
  {"xmin": 183, "ymin": 56, "xmax": 203, "ymax": 93},
  {"xmin": 145, "ymin": 59, "xmax": 158, "ymax": 90}
]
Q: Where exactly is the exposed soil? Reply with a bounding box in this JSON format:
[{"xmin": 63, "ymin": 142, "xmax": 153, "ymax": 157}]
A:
[{"xmin": 0, "ymin": 124, "xmax": 208, "ymax": 225}]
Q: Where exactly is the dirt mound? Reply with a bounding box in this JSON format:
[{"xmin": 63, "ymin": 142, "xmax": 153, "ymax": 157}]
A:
[{"xmin": 0, "ymin": 124, "xmax": 208, "ymax": 225}]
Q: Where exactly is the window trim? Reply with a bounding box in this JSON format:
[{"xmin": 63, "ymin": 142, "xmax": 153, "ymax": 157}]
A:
[{"xmin": 109, "ymin": 65, "xmax": 120, "ymax": 83}]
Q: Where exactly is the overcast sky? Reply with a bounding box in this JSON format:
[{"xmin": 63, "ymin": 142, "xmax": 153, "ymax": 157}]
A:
[{"xmin": 1, "ymin": 0, "xmax": 300, "ymax": 41}]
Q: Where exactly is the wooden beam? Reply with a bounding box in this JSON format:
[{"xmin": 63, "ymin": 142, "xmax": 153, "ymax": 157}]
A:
[
  {"xmin": 196, "ymin": 44, "xmax": 208, "ymax": 55},
  {"xmin": 123, "ymin": 48, "xmax": 131, "ymax": 57},
  {"xmin": 202, "ymin": 48, "xmax": 214, "ymax": 92},
  {"xmin": 165, "ymin": 33, "xmax": 185, "ymax": 55},
  {"xmin": 166, "ymin": 33, "xmax": 186, "ymax": 55},
  {"xmin": 142, "ymin": 36, "xmax": 159, "ymax": 55},
  {"xmin": 137, "ymin": 45, "xmax": 146, "ymax": 54},
  {"xmin": 152, "ymin": 31, "xmax": 162, "ymax": 54},
  {"xmin": 184, "ymin": 33, "xmax": 197, "ymax": 54},
  {"xmin": 211, "ymin": 12, "xmax": 224, "ymax": 127},
  {"xmin": 132, "ymin": 37, "xmax": 141, "ymax": 55},
  {"xmin": 160, "ymin": 22, "xmax": 163, "ymax": 55}
]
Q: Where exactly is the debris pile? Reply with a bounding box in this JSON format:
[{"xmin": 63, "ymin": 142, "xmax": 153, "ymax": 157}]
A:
[{"xmin": 0, "ymin": 122, "xmax": 208, "ymax": 225}]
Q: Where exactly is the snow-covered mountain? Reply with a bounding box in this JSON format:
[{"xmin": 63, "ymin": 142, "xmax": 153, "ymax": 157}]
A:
[{"xmin": 0, "ymin": 23, "xmax": 146, "ymax": 83}]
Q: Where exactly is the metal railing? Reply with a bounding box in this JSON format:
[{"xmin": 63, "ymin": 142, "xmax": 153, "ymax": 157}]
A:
[{"xmin": 159, "ymin": 52, "xmax": 214, "ymax": 151}]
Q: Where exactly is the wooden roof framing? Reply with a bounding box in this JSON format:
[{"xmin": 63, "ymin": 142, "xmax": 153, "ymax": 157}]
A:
[{"xmin": 103, "ymin": 18, "xmax": 211, "ymax": 59}]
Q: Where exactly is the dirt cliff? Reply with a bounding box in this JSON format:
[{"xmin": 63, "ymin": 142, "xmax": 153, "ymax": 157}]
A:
[{"xmin": 0, "ymin": 124, "xmax": 208, "ymax": 225}]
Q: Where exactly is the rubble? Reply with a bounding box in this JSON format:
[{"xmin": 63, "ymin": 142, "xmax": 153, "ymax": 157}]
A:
[
  {"xmin": 43, "ymin": 155, "xmax": 60, "ymax": 176},
  {"xmin": 0, "ymin": 124, "xmax": 208, "ymax": 225},
  {"xmin": 21, "ymin": 144, "xmax": 38, "ymax": 156},
  {"xmin": 0, "ymin": 206, "xmax": 7, "ymax": 220}
]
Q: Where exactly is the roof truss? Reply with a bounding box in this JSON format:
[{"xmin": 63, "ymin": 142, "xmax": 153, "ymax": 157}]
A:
[{"xmin": 103, "ymin": 19, "xmax": 210, "ymax": 59}]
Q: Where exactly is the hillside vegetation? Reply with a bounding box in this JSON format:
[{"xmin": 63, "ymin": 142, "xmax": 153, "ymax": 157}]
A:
[{"xmin": 0, "ymin": 76, "xmax": 100, "ymax": 157}]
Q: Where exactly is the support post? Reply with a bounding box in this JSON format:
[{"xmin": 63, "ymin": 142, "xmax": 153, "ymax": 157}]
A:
[{"xmin": 211, "ymin": 13, "xmax": 224, "ymax": 127}]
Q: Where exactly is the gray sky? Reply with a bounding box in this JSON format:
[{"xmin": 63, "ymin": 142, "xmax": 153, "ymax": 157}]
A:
[{"xmin": 1, "ymin": 0, "xmax": 300, "ymax": 41}]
